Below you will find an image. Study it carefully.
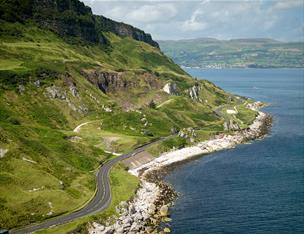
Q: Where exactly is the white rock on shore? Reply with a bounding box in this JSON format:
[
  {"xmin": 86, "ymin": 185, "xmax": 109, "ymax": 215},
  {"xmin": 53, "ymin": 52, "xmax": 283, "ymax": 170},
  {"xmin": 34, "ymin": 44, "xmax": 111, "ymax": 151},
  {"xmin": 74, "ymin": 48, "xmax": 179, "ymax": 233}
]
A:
[
  {"xmin": 89, "ymin": 181, "xmax": 159, "ymax": 234},
  {"xmin": 129, "ymin": 111, "xmax": 267, "ymax": 177},
  {"xmin": 89, "ymin": 103, "xmax": 269, "ymax": 234}
]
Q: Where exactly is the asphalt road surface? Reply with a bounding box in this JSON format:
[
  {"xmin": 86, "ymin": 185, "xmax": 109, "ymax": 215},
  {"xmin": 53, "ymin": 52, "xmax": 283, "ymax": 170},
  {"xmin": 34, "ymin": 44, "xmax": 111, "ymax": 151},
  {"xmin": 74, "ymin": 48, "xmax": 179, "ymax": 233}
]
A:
[{"xmin": 11, "ymin": 137, "xmax": 168, "ymax": 234}]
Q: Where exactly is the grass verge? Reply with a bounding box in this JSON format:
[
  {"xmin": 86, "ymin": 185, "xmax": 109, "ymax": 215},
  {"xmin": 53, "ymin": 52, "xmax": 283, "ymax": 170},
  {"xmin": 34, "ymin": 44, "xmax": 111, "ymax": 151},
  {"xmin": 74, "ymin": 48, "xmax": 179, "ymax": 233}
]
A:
[{"xmin": 36, "ymin": 163, "xmax": 139, "ymax": 234}]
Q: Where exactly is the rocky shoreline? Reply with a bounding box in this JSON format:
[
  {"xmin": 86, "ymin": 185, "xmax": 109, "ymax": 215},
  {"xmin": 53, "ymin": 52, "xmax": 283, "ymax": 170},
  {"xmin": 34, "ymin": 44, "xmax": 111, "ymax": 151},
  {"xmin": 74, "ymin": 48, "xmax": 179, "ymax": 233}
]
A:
[{"xmin": 89, "ymin": 103, "xmax": 272, "ymax": 234}]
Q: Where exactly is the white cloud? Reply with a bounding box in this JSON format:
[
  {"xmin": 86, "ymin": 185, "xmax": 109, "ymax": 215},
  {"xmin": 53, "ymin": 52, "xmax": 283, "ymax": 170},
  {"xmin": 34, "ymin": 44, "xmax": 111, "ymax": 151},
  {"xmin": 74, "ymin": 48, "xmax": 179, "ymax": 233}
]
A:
[
  {"xmin": 273, "ymin": 0, "xmax": 303, "ymax": 10},
  {"xmin": 106, "ymin": 6, "xmax": 127, "ymax": 20},
  {"xmin": 182, "ymin": 19, "xmax": 207, "ymax": 31},
  {"xmin": 86, "ymin": 2, "xmax": 178, "ymax": 24},
  {"xmin": 81, "ymin": 0, "xmax": 304, "ymax": 41},
  {"xmin": 181, "ymin": 1, "xmax": 261, "ymax": 32},
  {"xmin": 181, "ymin": 1, "xmax": 209, "ymax": 31},
  {"xmin": 182, "ymin": 7, "xmax": 206, "ymax": 31},
  {"xmin": 126, "ymin": 4, "xmax": 177, "ymax": 23}
]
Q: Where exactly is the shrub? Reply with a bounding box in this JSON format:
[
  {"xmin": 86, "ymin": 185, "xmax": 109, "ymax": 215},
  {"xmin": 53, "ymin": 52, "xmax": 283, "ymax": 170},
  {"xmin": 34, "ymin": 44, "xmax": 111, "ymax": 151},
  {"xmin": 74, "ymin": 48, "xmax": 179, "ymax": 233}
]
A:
[{"xmin": 7, "ymin": 117, "xmax": 20, "ymax": 125}]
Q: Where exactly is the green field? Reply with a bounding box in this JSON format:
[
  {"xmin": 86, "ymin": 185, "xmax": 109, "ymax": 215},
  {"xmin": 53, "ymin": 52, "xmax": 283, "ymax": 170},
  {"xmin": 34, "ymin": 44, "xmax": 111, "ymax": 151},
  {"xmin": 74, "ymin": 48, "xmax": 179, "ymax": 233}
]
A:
[{"xmin": 36, "ymin": 163, "xmax": 139, "ymax": 234}]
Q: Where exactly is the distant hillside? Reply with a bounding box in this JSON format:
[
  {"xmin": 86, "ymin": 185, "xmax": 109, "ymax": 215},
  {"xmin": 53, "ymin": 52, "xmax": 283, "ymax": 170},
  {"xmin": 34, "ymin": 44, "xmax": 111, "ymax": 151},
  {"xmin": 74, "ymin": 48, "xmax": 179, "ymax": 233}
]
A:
[{"xmin": 159, "ymin": 38, "xmax": 304, "ymax": 68}]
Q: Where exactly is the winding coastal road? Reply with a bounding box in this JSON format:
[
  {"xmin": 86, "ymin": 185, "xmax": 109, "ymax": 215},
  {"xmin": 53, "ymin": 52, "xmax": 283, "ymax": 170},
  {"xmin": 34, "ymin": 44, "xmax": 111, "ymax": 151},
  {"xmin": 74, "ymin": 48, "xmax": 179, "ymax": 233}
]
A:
[{"xmin": 11, "ymin": 137, "xmax": 168, "ymax": 234}]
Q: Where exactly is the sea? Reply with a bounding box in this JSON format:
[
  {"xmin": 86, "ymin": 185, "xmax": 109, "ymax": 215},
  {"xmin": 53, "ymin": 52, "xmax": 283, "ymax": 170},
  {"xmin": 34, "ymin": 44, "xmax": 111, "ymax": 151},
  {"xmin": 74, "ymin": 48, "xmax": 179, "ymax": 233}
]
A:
[{"xmin": 165, "ymin": 68, "xmax": 304, "ymax": 233}]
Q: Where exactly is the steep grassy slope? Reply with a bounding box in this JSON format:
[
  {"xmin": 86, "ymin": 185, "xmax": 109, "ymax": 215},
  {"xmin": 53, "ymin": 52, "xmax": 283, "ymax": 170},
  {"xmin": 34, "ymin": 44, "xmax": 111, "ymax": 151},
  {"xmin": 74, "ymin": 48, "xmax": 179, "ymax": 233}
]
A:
[
  {"xmin": 159, "ymin": 38, "xmax": 304, "ymax": 68},
  {"xmin": 0, "ymin": 2, "xmax": 256, "ymax": 231}
]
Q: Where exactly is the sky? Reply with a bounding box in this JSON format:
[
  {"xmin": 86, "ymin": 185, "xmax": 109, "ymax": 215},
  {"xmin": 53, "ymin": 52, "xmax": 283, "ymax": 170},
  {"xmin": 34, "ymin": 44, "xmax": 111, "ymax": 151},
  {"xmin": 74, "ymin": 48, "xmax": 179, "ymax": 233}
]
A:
[{"xmin": 82, "ymin": 0, "xmax": 304, "ymax": 42}]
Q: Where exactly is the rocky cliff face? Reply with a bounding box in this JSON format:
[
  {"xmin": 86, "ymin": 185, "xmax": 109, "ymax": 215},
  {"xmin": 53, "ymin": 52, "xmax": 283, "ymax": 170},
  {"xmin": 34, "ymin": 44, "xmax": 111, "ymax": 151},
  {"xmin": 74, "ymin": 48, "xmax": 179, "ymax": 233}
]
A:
[
  {"xmin": 0, "ymin": 0, "xmax": 159, "ymax": 47},
  {"xmin": 81, "ymin": 70, "xmax": 161, "ymax": 93},
  {"xmin": 162, "ymin": 82, "xmax": 177, "ymax": 95},
  {"xmin": 95, "ymin": 15, "xmax": 159, "ymax": 48},
  {"xmin": 0, "ymin": 0, "xmax": 104, "ymax": 43},
  {"xmin": 32, "ymin": 0, "xmax": 105, "ymax": 43},
  {"xmin": 189, "ymin": 84, "xmax": 201, "ymax": 101},
  {"xmin": 81, "ymin": 70, "xmax": 124, "ymax": 93}
]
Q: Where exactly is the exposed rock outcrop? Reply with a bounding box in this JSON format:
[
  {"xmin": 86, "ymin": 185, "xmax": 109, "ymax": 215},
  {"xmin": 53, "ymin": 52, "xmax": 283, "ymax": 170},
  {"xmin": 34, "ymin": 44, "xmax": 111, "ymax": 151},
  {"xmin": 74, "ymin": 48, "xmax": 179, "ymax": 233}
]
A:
[
  {"xmin": 66, "ymin": 136, "xmax": 82, "ymax": 142},
  {"xmin": 62, "ymin": 76, "xmax": 79, "ymax": 97},
  {"xmin": 69, "ymin": 85, "xmax": 78, "ymax": 97},
  {"xmin": 247, "ymin": 101, "xmax": 264, "ymax": 111},
  {"xmin": 223, "ymin": 119, "xmax": 240, "ymax": 131},
  {"xmin": 102, "ymin": 105, "xmax": 112, "ymax": 113},
  {"xmin": 170, "ymin": 127, "xmax": 179, "ymax": 135},
  {"xmin": 18, "ymin": 84, "xmax": 25, "ymax": 93},
  {"xmin": 44, "ymin": 85, "xmax": 87, "ymax": 113},
  {"xmin": 81, "ymin": 70, "xmax": 161, "ymax": 94},
  {"xmin": 189, "ymin": 84, "xmax": 201, "ymax": 101},
  {"xmin": 159, "ymin": 205, "xmax": 169, "ymax": 217},
  {"xmin": 178, "ymin": 127, "xmax": 196, "ymax": 142},
  {"xmin": 32, "ymin": 0, "xmax": 104, "ymax": 44},
  {"xmin": 163, "ymin": 82, "xmax": 177, "ymax": 95},
  {"xmin": 95, "ymin": 15, "xmax": 159, "ymax": 48},
  {"xmin": 33, "ymin": 80, "xmax": 40, "ymax": 88},
  {"xmin": 0, "ymin": 148, "xmax": 8, "ymax": 158},
  {"xmin": 81, "ymin": 70, "xmax": 129, "ymax": 93},
  {"xmin": 44, "ymin": 86, "xmax": 67, "ymax": 100}
]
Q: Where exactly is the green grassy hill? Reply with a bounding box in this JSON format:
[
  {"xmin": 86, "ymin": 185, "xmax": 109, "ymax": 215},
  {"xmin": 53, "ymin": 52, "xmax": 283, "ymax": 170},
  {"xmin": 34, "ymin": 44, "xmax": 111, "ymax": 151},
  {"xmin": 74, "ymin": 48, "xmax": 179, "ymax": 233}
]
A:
[
  {"xmin": 0, "ymin": 0, "xmax": 257, "ymax": 231},
  {"xmin": 159, "ymin": 38, "xmax": 304, "ymax": 68}
]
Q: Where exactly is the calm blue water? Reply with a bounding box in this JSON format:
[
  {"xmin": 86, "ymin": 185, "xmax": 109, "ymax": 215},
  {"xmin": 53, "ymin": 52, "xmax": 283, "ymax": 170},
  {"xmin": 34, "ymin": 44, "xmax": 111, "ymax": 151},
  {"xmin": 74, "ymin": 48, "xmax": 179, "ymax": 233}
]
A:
[{"xmin": 165, "ymin": 69, "xmax": 304, "ymax": 233}]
